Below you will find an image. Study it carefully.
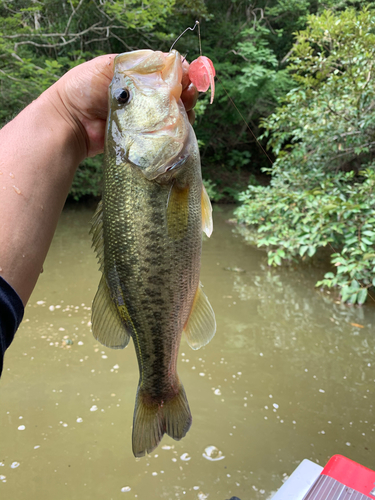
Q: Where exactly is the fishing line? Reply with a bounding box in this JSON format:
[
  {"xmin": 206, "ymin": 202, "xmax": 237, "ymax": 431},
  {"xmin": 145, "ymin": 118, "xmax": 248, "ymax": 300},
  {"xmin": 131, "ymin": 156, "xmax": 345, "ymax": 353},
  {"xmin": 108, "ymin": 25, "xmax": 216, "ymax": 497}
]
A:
[
  {"xmin": 172, "ymin": 21, "xmax": 273, "ymax": 166},
  {"xmin": 197, "ymin": 21, "xmax": 202, "ymax": 57},
  {"xmin": 170, "ymin": 20, "xmax": 199, "ymax": 52},
  {"xmin": 178, "ymin": 25, "xmax": 372, "ymax": 306},
  {"xmin": 175, "ymin": 25, "xmax": 369, "ymax": 306},
  {"xmin": 215, "ymin": 75, "xmax": 274, "ymax": 166}
]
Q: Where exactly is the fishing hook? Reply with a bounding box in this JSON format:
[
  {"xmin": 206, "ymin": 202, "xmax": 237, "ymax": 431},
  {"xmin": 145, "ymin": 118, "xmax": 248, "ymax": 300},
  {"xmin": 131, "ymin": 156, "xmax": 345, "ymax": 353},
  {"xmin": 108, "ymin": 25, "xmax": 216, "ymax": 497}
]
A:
[{"xmin": 170, "ymin": 20, "xmax": 199, "ymax": 52}]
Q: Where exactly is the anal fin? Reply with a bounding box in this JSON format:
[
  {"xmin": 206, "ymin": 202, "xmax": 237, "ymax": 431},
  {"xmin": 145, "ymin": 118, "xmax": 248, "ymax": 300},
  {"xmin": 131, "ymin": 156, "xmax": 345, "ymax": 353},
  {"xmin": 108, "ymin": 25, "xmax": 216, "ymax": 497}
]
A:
[
  {"xmin": 92, "ymin": 275, "xmax": 131, "ymax": 349},
  {"xmin": 183, "ymin": 284, "xmax": 216, "ymax": 350}
]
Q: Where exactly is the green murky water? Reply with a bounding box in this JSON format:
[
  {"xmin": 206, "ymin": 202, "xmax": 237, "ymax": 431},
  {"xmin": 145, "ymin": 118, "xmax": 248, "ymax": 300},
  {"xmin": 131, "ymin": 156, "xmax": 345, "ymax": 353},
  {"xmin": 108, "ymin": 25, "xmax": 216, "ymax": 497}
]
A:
[{"xmin": 1, "ymin": 205, "xmax": 375, "ymax": 499}]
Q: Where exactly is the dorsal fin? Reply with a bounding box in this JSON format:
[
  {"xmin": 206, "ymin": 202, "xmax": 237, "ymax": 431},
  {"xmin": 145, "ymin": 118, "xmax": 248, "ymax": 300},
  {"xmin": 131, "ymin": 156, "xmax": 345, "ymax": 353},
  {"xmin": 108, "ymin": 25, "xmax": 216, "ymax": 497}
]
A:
[{"xmin": 90, "ymin": 200, "xmax": 105, "ymax": 271}]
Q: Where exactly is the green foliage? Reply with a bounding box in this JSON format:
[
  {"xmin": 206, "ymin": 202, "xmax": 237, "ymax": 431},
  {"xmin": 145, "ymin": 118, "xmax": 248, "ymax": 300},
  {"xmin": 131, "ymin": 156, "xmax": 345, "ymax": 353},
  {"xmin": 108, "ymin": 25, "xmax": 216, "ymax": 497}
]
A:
[
  {"xmin": 3, "ymin": 0, "xmax": 375, "ymax": 207},
  {"xmin": 202, "ymin": 178, "xmax": 223, "ymax": 202},
  {"xmin": 0, "ymin": 0, "xmax": 207, "ymax": 199},
  {"xmin": 227, "ymin": 150, "xmax": 251, "ymax": 171},
  {"xmin": 70, "ymin": 155, "xmax": 103, "ymax": 201},
  {"xmin": 192, "ymin": 1, "xmax": 298, "ymax": 170},
  {"xmin": 103, "ymin": 0, "xmax": 175, "ymax": 29},
  {"xmin": 236, "ymin": 6, "xmax": 375, "ymax": 304},
  {"xmin": 0, "ymin": 0, "xmax": 181, "ymax": 122}
]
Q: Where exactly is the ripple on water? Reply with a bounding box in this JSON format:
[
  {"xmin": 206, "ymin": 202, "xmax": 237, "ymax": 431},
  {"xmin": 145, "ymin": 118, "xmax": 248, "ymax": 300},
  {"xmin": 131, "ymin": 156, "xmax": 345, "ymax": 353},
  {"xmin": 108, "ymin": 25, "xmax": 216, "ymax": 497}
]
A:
[{"xmin": 202, "ymin": 446, "xmax": 225, "ymax": 461}]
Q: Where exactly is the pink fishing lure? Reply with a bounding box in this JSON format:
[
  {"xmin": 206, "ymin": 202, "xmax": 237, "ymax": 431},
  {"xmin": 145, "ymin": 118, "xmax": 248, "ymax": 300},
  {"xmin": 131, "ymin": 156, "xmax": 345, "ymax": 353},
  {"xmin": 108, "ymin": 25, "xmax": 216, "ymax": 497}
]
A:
[{"xmin": 188, "ymin": 56, "xmax": 215, "ymax": 104}]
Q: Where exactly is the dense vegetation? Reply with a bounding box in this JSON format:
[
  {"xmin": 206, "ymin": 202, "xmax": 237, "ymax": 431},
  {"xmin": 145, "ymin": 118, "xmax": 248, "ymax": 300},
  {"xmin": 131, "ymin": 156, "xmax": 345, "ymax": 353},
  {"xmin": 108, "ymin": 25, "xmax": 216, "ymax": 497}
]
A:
[
  {"xmin": 0, "ymin": 0, "xmax": 355, "ymax": 198},
  {"xmin": 236, "ymin": 6, "xmax": 375, "ymax": 304},
  {"xmin": 2, "ymin": 0, "xmax": 375, "ymax": 302}
]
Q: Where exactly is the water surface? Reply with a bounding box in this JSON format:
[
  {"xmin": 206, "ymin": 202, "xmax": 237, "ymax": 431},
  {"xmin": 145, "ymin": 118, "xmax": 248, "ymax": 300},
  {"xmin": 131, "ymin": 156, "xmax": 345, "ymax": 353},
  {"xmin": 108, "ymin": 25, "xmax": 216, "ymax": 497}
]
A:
[{"xmin": 1, "ymin": 205, "xmax": 374, "ymax": 499}]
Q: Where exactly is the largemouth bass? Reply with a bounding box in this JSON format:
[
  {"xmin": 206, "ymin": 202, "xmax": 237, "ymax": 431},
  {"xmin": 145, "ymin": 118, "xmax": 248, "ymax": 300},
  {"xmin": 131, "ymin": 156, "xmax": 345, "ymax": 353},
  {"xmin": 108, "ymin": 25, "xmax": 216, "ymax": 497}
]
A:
[{"xmin": 90, "ymin": 49, "xmax": 216, "ymax": 458}]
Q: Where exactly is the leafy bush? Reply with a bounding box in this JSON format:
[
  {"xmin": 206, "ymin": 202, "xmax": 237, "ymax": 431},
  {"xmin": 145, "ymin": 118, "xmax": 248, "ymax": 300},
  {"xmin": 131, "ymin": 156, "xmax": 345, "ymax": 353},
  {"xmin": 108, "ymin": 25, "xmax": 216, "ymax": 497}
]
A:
[
  {"xmin": 235, "ymin": 7, "xmax": 375, "ymax": 304},
  {"xmin": 3, "ymin": 0, "xmax": 375, "ymax": 203},
  {"xmin": 70, "ymin": 156, "xmax": 103, "ymax": 201},
  {"xmin": 202, "ymin": 179, "xmax": 223, "ymax": 203}
]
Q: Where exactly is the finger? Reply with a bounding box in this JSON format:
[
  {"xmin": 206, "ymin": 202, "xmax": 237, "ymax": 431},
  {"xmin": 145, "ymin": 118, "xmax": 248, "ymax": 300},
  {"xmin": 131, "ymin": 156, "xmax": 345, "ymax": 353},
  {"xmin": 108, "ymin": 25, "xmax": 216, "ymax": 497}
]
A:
[
  {"xmin": 181, "ymin": 58, "xmax": 190, "ymax": 90},
  {"xmin": 187, "ymin": 109, "xmax": 195, "ymax": 126},
  {"xmin": 88, "ymin": 54, "xmax": 118, "ymax": 119},
  {"xmin": 181, "ymin": 82, "xmax": 198, "ymax": 112}
]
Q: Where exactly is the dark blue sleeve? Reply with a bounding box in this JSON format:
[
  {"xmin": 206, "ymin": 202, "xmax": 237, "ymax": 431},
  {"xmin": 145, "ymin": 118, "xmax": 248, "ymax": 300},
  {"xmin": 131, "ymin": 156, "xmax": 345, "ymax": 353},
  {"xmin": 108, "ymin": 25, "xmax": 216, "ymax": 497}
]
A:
[{"xmin": 0, "ymin": 276, "xmax": 24, "ymax": 377}]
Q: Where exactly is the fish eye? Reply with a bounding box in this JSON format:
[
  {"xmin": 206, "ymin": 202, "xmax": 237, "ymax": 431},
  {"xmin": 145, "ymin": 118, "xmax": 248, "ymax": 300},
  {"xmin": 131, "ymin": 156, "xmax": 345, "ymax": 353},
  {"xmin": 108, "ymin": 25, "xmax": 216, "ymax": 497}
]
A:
[{"xmin": 114, "ymin": 88, "xmax": 130, "ymax": 104}]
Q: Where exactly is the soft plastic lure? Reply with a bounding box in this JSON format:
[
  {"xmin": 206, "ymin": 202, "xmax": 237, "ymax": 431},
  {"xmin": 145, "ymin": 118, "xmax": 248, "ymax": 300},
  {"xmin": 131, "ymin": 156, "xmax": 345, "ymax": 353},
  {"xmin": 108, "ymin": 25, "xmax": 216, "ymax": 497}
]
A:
[
  {"xmin": 189, "ymin": 55, "xmax": 216, "ymax": 104},
  {"xmin": 169, "ymin": 21, "xmax": 215, "ymax": 104}
]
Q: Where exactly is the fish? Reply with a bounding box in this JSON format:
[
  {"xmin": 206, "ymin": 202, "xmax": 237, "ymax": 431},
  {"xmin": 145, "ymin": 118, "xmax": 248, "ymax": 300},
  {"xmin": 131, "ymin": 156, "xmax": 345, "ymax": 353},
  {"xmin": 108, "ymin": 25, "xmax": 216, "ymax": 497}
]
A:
[{"xmin": 90, "ymin": 49, "xmax": 216, "ymax": 457}]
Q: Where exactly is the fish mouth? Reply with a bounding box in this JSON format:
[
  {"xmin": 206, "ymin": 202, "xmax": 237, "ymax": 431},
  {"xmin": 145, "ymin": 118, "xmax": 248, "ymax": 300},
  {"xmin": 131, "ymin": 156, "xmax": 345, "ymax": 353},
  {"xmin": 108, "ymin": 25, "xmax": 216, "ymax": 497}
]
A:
[
  {"xmin": 160, "ymin": 51, "xmax": 183, "ymax": 101},
  {"xmin": 115, "ymin": 49, "xmax": 183, "ymax": 102}
]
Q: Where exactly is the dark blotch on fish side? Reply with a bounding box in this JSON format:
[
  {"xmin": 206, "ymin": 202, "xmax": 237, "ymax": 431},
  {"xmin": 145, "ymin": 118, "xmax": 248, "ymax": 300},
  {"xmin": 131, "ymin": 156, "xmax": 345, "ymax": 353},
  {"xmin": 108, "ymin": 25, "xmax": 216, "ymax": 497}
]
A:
[{"xmin": 227, "ymin": 497, "xmax": 242, "ymax": 500}]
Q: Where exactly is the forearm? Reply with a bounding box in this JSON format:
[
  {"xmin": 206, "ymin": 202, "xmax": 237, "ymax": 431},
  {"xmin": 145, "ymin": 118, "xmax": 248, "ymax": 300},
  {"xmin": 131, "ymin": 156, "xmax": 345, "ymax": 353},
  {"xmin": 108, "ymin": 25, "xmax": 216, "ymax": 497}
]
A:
[{"xmin": 0, "ymin": 85, "xmax": 85, "ymax": 305}]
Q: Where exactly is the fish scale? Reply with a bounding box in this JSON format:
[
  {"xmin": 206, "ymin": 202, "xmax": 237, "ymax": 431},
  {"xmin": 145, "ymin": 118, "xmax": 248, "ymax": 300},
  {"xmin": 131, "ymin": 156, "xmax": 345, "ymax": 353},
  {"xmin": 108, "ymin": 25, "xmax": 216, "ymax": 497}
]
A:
[
  {"xmin": 103, "ymin": 157, "xmax": 201, "ymax": 386},
  {"xmin": 90, "ymin": 49, "xmax": 216, "ymax": 457}
]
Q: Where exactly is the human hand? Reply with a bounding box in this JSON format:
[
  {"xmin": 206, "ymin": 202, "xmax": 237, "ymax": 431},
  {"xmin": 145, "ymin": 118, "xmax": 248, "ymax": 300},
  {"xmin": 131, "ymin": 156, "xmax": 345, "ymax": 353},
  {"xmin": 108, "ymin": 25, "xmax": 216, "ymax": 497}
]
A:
[{"xmin": 50, "ymin": 54, "xmax": 198, "ymax": 159}]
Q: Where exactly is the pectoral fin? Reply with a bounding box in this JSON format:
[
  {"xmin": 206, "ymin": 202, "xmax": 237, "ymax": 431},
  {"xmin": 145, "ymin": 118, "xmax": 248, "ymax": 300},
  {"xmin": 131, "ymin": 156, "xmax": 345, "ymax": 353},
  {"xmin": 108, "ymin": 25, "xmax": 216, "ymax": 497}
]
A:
[
  {"xmin": 201, "ymin": 185, "xmax": 213, "ymax": 237},
  {"xmin": 167, "ymin": 182, "xmax": 190, "ymax": 240},
  {"xmin": 183, "ymin": 284, "xmax": 216, "ymax": 350},
  {"xmin": 92, "ymin": 275, "xmax": 131, "ymax": 349}
]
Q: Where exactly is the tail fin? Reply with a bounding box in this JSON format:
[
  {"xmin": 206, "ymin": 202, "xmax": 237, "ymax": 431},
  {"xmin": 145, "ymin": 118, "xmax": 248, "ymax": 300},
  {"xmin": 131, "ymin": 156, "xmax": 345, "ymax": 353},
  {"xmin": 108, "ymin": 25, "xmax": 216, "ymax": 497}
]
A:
[{"xmin": 132, "ymin": 383, "xmax": 192, "ymax": 458}]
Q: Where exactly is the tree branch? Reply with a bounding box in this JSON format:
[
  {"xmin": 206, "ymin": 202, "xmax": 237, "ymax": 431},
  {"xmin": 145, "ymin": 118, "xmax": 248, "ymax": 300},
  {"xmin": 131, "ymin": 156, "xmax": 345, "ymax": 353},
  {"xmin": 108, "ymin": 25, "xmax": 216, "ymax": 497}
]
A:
[
  {"xmin": 65, "ymin": 0, "xmax": 85, "ymax": 35},
  {"xmin": 13, "ymin": 23, "xmax": 104, "ymax": 49},
  {"xmin": 0, "ymin": 68, "xmax": 23, "ymax": 82}
]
